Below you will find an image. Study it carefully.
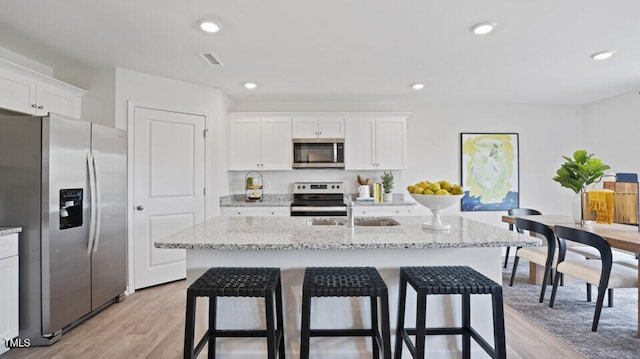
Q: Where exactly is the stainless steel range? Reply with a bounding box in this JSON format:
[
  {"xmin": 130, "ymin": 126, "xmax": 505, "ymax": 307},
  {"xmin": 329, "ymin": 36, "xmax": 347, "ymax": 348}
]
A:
[{"xmin": 290, "ymin": 182, "xmax": 347, "ymax": 216}]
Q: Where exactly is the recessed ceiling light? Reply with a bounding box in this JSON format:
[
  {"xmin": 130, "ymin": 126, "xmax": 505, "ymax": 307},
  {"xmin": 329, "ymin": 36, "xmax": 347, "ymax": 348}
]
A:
[
  {"xmin": 199, "ymin": 20, "xmax": 221, "ymax": 33},
  {"xmin": 244, "ymin": 82, "xmax": 257, "ymax": 90},
  {"xmin": 590, "ymin": 50, "xmax": 615, "ymax": 61},
  {"xmin": 411, "ymin": 83, "xmax": 425, "ymax": 90},
  {"xmin": 470, "ymin": 22, "xmax": 496, "ymax": 35}
]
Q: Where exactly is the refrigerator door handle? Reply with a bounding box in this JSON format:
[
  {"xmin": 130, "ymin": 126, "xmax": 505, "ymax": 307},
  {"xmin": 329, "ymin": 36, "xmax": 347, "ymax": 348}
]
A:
[
  {"xmin": 92, "ymin": 153, "xmax": 102, "ymax": 253},
  {"xmin": 87, "ymin": 152, "xmax": 97, "ymax": 254}
]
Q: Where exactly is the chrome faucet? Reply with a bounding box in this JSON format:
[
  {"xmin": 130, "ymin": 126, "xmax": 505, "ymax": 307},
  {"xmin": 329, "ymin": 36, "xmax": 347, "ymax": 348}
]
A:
[{"xmin": 345, "ymin": 195, "xmax": 355, "ymax": 227}]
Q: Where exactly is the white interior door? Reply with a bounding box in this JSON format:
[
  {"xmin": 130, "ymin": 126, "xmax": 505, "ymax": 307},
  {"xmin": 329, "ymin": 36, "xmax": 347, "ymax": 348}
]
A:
[{"xmin": 133, "ymin": 107, "xmax": 205, "ymax": 289}]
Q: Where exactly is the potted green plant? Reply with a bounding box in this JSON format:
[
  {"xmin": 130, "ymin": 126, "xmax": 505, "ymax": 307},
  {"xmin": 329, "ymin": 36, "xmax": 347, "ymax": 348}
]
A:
[
  {"xmin": 380, "ymin": 171, "xmax": 394, "ymax": 202},
  {"xmin": 552, "ymin": 149, "xmax": 610, "ymax": 222}
]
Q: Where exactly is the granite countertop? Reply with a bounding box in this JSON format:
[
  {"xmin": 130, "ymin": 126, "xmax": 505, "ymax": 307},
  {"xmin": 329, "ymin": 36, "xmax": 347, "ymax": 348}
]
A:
[
  {"xmin": 155, "ymin": 215, "xmax": 540, "ymax": 250},
  {"xmin": 0, "ymin": 227, "xmax": 22, "ymax": 236},
  {"xmin": 219, "ymin": 193, "xmax": 416, "ymax": 207}
]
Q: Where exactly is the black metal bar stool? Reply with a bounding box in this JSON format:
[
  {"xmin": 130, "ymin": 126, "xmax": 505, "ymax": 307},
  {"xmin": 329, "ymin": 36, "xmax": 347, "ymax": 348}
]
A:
[
  {"xmin": 184, "ymin": 267, "xmax": 285, "ymax": 359},
  {"xmin": 395, "ymin": 266, "xmax": 506, "ymax": 359},
  {"xmin": 300, "ymin": 266, "xmax": 391, "ymax": 359}
]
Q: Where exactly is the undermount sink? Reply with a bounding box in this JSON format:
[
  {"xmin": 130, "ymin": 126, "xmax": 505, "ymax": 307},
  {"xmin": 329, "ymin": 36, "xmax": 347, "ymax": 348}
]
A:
[
  {"xmin": 305, "ymin": 217, "xmax": 400, "ymax": 227},
  {"xmin": 354, "ymin": 218, "xmax": 400, "ymax": 226},
  {"xmin": 306, "ymin": 219, "xmax": 345, "ymax": 226}
]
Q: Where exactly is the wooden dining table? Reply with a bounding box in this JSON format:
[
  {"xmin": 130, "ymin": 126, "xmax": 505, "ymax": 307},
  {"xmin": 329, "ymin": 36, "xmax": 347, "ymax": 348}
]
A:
[{"xmin": 502, "ymin": 214, "xmax": 640, "ymax": 336}]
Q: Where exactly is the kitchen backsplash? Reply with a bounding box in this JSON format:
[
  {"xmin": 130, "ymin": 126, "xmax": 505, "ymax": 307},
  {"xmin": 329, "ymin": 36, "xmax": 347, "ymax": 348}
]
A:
[{"xmin": 227, "ymin": 169, "xmax": 406, "ymax": 195}]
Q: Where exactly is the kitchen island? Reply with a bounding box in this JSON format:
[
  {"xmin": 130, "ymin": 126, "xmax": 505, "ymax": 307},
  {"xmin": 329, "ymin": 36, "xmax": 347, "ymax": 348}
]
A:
[{"xmin": 156, "ymin": 215, "xmax": 539, "ymax": 358}]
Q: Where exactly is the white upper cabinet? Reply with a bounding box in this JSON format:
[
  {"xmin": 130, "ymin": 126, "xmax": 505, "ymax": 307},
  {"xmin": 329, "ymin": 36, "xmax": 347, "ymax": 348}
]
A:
[
  {"xmin": 228, "ymin": 116, "xmax": 292, "ymax": 170},
  {"xmin": 228, "ymin": 112, "xmax": 407, "ymax": 171},
  {"xmin": 228, "ymin": 117, "xmax": 261, "ymax": 170},
  {"xmin": 36, "ymin": 81, "xmax": 83, "ymax": 118},
  {"xmin": 0, "ymin": 58, "xmax": 84, "ymax": 118},
  {"xmin": 292, "ymin": 116, "xmax": 344, "ymax": 138},
  {"xmin": 0, "ymin": 66, "xmax": 36, "ymax": 114},
  {"xmin": 345, "ymin": 115, "xmax": 407, "ymax": 170}
]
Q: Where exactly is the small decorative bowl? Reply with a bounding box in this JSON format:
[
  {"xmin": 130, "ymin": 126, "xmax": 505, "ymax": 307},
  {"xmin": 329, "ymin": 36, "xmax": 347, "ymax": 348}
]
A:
[{"xmin": 410, "ymin": 193, "xmax": 463, "ymax": 230}]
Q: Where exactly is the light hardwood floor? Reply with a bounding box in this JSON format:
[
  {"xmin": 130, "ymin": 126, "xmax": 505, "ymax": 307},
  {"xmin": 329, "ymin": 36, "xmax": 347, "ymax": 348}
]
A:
[{"xmin": 4, "ymin": 280, "xmax": 585, "ymax": 358}]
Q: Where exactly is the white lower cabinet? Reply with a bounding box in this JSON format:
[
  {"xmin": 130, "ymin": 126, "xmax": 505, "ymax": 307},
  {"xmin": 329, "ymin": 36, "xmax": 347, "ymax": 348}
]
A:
[
  {"xmin": 353, "ymin": 206, "xmax": 422, "ymax": 217},
  {"xmin": 222, "ymin": 207, "xmax": 290, "ymax": 217},
  {"xmin": 0, "ymin": 233, "xmax": 19, "ymax": 355}
]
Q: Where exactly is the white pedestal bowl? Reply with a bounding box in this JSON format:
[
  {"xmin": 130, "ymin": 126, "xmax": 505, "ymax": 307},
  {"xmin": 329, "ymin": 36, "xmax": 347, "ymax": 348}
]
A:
[{"xmin": 410, "ymin": 193, "xmax": 464, "ymax": 230}]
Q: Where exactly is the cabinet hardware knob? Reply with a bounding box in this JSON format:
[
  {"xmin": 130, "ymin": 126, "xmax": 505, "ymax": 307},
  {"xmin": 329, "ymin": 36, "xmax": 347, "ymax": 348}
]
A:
[
  {"xmin": 37, "ymin": 105, "xmax": 44, "ymax": 109},
  {"xmin": 31, "ymin": 104, "xmax": 37, "ymax": 108},
  {"xmin": 136, "ymin": 205, "xmax": 144, "ymax": 211}
]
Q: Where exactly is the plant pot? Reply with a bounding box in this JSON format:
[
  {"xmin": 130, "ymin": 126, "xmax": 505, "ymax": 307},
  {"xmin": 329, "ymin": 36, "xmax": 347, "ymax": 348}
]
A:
[
  {"xmin": 572, "ymin": 191, "xmax": 591, "ymax": 224},
  {"xmin": 571, "ymin": 192, "xmax": 582, "ymax": 224},
  {"xmin": 383, "ymin": 193, "xmax": 393, "ymax": 202}
]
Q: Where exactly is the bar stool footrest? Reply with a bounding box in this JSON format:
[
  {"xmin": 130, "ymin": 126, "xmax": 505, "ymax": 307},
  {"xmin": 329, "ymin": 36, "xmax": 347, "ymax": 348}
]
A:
[
  {"xmin": 213, "ymin": 329, "xmax": 283, "ymax": 338},
  {"xmin": 403, "ymin": 327, "xmax": 465, "ymax": 335},
  {"xmin": 309, "ymin": 328, "xmax": 380, "ymax": 337}
]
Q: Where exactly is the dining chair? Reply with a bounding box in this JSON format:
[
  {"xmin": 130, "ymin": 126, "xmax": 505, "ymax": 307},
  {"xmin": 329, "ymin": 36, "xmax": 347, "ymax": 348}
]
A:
[
  {"xmin": 505, "ymin": 208, "xmax": 542, "ymax": 268},
  {"xmin": 566, "ymin": 239, "xmax": 636, "ymax": 262},
  {"xmin": 509, "ymin": 218, "xmax": 557, "ymax": 303},
  {"xmin": 549, "ymin": 226, "xmax": 638, "ymax": 331}
]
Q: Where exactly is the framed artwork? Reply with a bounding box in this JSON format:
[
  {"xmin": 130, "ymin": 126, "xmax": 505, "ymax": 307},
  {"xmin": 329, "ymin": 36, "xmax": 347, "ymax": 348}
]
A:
[{"xmin": 460, "ymin": 133, "xmax": 519, "ymax": 211}]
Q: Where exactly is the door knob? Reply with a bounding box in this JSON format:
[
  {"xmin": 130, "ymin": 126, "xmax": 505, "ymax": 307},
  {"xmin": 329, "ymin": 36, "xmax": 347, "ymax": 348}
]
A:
[{"xmin": 136, "ymin": 205, "xmax": 145, "ymax": 211}]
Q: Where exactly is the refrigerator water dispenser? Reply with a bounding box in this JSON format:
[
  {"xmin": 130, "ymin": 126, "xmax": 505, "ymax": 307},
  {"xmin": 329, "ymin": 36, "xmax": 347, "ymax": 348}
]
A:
[{"xmin": 60, "ymin": 189, "xmax": 83, "ymax": 230}]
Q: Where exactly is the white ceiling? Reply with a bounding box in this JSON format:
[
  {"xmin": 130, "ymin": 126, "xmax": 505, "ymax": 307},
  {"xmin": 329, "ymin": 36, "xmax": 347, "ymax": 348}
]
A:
[{"xmin": 1, "ymin": 0, "xmax": 639, "ymax": 105}]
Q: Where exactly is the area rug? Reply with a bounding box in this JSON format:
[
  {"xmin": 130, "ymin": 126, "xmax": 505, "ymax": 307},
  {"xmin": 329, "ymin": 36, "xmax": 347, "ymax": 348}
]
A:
[{"xmin": 502, "ymin": 260, "xmax": 640, "ymax": 359}]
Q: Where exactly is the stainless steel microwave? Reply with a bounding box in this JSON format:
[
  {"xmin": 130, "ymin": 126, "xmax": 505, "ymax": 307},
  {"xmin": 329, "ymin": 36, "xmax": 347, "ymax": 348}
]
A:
[{"xmin": 292, "ymin": 138, "xmax": 345, "ymax": 168}]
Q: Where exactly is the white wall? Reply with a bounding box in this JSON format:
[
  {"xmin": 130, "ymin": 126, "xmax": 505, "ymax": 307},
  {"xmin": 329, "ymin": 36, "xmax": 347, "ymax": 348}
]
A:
[
  {"xmin": 231, "ymin": 100, "xmax": 584, "ymax": 227},
  {"xmin": 55, "ymin": 66, "xmax": 116, "ymax": 127},
  {"xmin": 114, "ymin": 68, "xmax": 230, "ymax": 217},
  {"xmin": 583, "ymin": 91, "xmax": 640, "ymax": 176},
  {"xmin": 0, "ymin": 45, "xmax": 53, "ymax": 76}
]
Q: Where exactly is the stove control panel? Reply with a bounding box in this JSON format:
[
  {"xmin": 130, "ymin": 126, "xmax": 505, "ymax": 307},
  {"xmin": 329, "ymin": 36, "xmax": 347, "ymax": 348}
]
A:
[{"xmin": 293, "ymin": 182, "xmax": 344, "ymax": 194}]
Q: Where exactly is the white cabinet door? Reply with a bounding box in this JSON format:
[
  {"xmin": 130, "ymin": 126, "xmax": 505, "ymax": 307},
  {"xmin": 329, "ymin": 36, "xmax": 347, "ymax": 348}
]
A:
[
  {"xmin": 229, "ymin": 118, "xmax": 262, "ymax": 170},
  {"xmin": 0, "ymin": 67, "xmax": 37, "ymax": 114},
  {"xmin": 36, "ymin": 82, "xmax": 83, "ymax": 118},
  {"xmin": 0, "ymin": 234, "xmax": 19, "ymax": 354},
  {"xmin": 345, "ymin": 117, "xmax": 377, "ymax": 170},
  {"xmin": 229, "ymin": 117, "xmax": 292, "ymax": 170},
  {"xmin": 345, "ymin": 116, "xmax": 407, "ymax": 170},
  {"xmin": 292, "ymin": 116, "xmax": 318, "ymax": 138},
  {"xmin": 0, "ymin": 59, "xmax": 84, "ymax": 117},
  {"xmin": 293, "ymin": 116, "xmax": 344, "ymax": 138},
  {"xmin": 375, "ymin": 117, "xmax": 407, "ymax": 169},
  {"xmin": 353, "ymin": 206, "xmax": 419, "ymax": 217},
  {"xmin": 260, "ymin": 117, "xmax": 292, "ymax": 170},
  {"xmin": 318, "ymin": 116, "xmax": 344, "ymax": 138},
  {"xmin": 222, "ymin": 207, "xmax": 290, "ymax": 216}
]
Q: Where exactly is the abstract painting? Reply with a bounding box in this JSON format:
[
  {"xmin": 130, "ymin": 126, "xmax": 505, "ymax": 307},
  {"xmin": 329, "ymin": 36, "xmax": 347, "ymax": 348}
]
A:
[{"xmin": 460, "ymin": 133, "xmax": 519, "ymax": 211}]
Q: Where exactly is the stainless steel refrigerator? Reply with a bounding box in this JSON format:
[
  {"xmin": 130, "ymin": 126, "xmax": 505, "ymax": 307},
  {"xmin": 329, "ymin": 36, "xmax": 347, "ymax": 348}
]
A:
[{"xmin": 0, "ymin": 113, "xmax": 127, "ymax": 345}]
